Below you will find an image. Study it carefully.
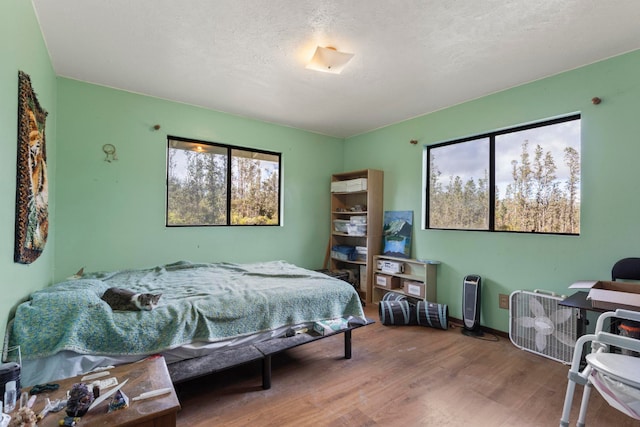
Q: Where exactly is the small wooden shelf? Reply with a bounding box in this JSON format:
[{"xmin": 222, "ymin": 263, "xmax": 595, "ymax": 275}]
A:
[{"xmin": 372, "ymin": 255, "xmax": 439, "ymax": 303}]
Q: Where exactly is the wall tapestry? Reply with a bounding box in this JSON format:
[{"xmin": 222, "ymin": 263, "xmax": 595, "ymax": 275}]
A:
[
  {"xmin": 14, "ymin": 71, "xmax": 49, "ymax": 264},
  {"xmin": 383, "ymin": 210, "xmax": 413, "ymax": 258}
]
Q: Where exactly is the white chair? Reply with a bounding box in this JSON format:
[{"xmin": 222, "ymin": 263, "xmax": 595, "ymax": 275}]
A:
[{"xmin": 560, "ymin": 309, "xmax": 640, "ymax": 426}]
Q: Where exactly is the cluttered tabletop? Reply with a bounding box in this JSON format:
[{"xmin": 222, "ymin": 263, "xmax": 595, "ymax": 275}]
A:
[{"xmin": 3, "ymin": 355, "xmax": 180, "ymax": 427}]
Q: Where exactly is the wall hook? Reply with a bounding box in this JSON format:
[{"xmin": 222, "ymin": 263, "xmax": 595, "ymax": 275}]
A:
[
  {"xmin": 102, "ymin": 144, "xmax": 118, "ymax": 162},
  {"xmin": 410, "ymin": 139, "xmax": 418, "ymax": 145},
  {"xmin": 591, "ymin": 97, "xmax": 602, "ymax": 105}
]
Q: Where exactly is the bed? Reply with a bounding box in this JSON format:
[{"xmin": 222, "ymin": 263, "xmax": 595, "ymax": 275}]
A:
[{"xmin": 3, "ymin": 260, "xmax": 368, "ymax": 387}]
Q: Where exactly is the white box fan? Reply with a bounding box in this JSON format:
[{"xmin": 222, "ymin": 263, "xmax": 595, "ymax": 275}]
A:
[{"xmin": 509, "ymin": 290, "xmax": 579, "ymax": 364}]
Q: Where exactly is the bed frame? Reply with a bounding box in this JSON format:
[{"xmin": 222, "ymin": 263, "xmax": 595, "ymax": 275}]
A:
[{"xmin": 167, "ymin": 318, "xmax": 374, "ymax": 389}]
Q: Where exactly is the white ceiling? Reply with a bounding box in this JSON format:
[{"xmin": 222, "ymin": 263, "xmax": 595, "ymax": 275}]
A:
[{"xmin": 31, "ymin": 0, "xmax": 640, "ymax": 138}]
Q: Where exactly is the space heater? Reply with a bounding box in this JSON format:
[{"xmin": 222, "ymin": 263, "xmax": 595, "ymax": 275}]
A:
[
  {"xmin": 462, "ymin": 275, "xmax": 482, "ymax": 336},
  {"xmin": 509, "ymin": 290, "xmax": 578, "ymax": 364}
]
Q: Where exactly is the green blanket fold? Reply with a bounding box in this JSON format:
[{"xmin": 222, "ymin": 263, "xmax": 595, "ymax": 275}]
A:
[{"xmin": 8, "ymin": 261, "xmax": 365, "ymax": 360}]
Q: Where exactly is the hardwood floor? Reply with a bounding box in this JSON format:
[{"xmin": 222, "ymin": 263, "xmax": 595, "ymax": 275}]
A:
[{"xmin": 174, "ymin": 304, "xmax": 638, "ymax": 426}]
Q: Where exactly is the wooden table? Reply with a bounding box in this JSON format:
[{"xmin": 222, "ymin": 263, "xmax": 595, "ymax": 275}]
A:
[{"xmin": 24, "ymin": 356, "xmax": 180, "ymax": 427}]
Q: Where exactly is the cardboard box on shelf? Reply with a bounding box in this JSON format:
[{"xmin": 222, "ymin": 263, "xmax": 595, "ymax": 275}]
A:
[
  {"xmin": 570, "ymin": 280, "xmax": 640, "ymax": 311},
  {"xmin": 403, "ymin": 280, "xmax": 426, "ymax": 299},
  {"xmin": 346, "ymin": 178, "xmax": 367, "ymax": 192},
  {"xmin": 331, "ymin": 178, "xmax": 367, "ymax": 193},
  {"xmin": 331, "ymin": 181, "xmax": 348, "ymax": 192},
  {"xmin": 377, "ymin": 260, "xmax": 404, "ymax": 274},
  {"xmin": 375, "ymin": 273, "xmax": 401, "ymax": 289}
]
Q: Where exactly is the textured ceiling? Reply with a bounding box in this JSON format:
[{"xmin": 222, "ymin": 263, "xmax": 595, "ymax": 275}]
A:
[{"xmin": 31, "ymin": 0, "xmax": 640, "ymax": 138}]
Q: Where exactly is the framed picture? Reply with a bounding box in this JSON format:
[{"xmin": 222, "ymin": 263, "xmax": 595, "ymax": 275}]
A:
[
  {"xmin": 383, "ymin": 211, "xmax": 413, "ymax": 258},
  {"xmin": 14, "ymin": 71, "xmax": 49, "ymax": 264}
]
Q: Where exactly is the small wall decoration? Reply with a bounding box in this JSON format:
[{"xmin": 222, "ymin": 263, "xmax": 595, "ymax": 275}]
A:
[
  {"xmin": 14, "ymin": 71, "xmax": 49, "ymax": 264},
  {"xmin": 383, "ymin": 210, "xmax": 413, "ymax": 258},
  {"xmin": 102, "ymin": 143, "xmax": 118, "ymax": 162}
]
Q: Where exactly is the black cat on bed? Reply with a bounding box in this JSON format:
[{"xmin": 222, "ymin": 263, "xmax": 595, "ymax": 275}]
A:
[{"xmin": 101, "ymin": 287, "xmax": 161, "ymax": 311}]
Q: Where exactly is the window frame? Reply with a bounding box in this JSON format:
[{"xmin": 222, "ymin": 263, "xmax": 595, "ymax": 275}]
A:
[
  {"xmin": 166, "ymin": 135, "xmax": 282, "ymax": 227},
  {"xmin": 425, "ymin": 113, "xmax": 581, "ymax": 235}
]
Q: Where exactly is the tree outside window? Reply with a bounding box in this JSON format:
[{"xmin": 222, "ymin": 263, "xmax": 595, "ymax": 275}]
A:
[
  {"xmin": 426, "ymin": 115, "xmax": 580, "ymax": 235},
  {"xmin": 167, "ymin": 137, "xmax": 280, "ymax": 226}
]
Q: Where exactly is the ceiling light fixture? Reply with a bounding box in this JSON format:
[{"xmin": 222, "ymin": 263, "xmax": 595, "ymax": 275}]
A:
[{"xmin": 306, "ymin": 46, "xmax": 354, "ymax": 74}]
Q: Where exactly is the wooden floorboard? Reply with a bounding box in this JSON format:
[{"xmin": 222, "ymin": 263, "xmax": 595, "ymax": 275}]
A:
[{"xmin": 174, "ymin": 304, "xmax": 639, "ymax": 426}]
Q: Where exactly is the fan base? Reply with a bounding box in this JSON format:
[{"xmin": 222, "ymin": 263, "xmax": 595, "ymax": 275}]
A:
[{"xmin": 461, "ymin": 328, "xmax": 484, "ymax": 337}]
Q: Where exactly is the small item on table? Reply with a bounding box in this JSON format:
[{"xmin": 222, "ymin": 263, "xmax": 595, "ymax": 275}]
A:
[
  {"xmin": 131, "ymin": 388, "xmax": 173, "ymax": 402},
  {"xmin": 7, "ymin": 406, "xmax": 37, "ymax": 427},
  {"xmin": 37, "ymin": 398, "xmax": 67, "ymax": 421},
  {"xmin": 18, "ymin": 392, "xmax": 36, "ymax": 410},
  {"xmin": 90, "ymin": 377, "xmax": 117, "ymax": 399},
  {"xmin": 29, "ymin": 383, "xmax": 59, "ymax": 395},
  {"xmin": 90, "ymin": 376, "xmax": 119, "ymax": 399},
  {"xmin": 80, "ymin": 371, "xmax": 109, "ymax": 382},
  {"xmin": 81, "ymin": 366, "xmax": 114, "ymax": 375},
  {"xmin": 65, "ymin": 383, "xmax": 94, "ymax": 417},
  {"xmin": 107, "ymin": 390, "xmax": 129, "ymax": 412},
  {"xmin": 19, "ymin": 393, "xmax": 27, "ymax": 409},
  {"xmin": 87, "ymin": 378, "xmax": 128, "ymax": 413},
  {"xmin": 58, "ymin": 416, "xmax": 80, "ymax": 426}
]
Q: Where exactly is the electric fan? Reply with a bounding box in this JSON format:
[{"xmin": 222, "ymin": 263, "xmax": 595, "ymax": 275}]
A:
[{"xmin": 509, "ymin": 290, "xmax": 578, "ymax": 364}]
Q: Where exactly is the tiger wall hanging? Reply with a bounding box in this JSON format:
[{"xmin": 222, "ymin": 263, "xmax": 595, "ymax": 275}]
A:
[{"xmin": 14, "ymin": 70, "xmax": 49, "ymax": 264}]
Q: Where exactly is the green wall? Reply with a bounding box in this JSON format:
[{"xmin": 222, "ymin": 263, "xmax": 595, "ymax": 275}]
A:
[
  {"xmin": 0, "ymin": 0, "xmax": 57, "ymax": 340},
  {"xmin": 2, "ymin": 0, "xmax": 640, "ymax": 340},
  {"xmin": 54, "ymin": 79, "xmax": 344, "ymax": 281},
  {"xmin": 344, "ymin": 49, "xmax": 640, "ymax": 332}
]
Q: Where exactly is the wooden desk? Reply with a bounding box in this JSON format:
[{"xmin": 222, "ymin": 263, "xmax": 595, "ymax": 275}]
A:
[{"xmin": 24, "ymin": 356, "xmax": 180, "ymax": 427}]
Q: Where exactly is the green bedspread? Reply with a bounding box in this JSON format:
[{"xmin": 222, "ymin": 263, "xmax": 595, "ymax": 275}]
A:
[{"xmin": 8, "ymin": 261, "xmax": 365, "ymax": 360}]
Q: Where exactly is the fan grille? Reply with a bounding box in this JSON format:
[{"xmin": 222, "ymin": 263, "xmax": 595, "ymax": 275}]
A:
[{"xmin": 509, "ymin": 290, "xmax": 578, "ymax": 364}]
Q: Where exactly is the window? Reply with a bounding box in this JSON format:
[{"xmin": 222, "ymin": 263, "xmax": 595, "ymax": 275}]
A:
[
  {"xmin": 426, "ymin": 114, "xmax": 581, "ymax": 235},
  {"xmin": 167, "ymin": 136, "xmax": 281, "ymax": 226}
]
